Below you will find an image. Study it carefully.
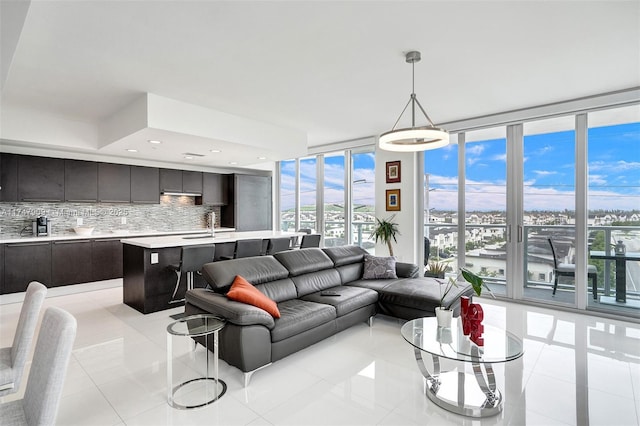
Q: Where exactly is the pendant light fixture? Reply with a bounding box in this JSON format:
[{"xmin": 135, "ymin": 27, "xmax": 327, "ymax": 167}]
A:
[{"xmin": 379, "ymin": 51, "xmax": 449, "ymax": 152}]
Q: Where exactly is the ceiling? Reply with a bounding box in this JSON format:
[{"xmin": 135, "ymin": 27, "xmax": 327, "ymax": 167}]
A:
[{"xmin": 1, "ymin": 1, "xmax": 638, "ymax": 170}]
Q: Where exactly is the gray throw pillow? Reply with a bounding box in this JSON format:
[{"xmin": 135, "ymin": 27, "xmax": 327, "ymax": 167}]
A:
[{"xmin": 362, "ymin": 254, "xmax": 398, "ymax": 279}]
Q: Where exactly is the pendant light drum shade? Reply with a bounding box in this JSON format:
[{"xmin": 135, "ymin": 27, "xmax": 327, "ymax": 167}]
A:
[
  {"xmin": 379, "ymin": 51, "xmax": 449, "ymax": 152},
  {"xmin": 379, "ymin": 126, "xmax": 449, "ymax": 152}
]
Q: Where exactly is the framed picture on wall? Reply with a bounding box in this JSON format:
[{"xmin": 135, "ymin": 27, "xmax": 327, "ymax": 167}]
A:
[
  {"xmin": 386, "ymin": 161, "xmax": 401, "ymax": 183},
  {"xmin": 386, "ymin": 189, "xmax": 401, "ymax": 211}
]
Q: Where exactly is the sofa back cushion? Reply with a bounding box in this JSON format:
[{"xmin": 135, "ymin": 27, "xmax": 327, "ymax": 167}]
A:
[
  {"xmin": 323, "ymin": 246, "xmax": 366, "ymax": 266},
  {"xmin": 323, "ymin": 245, "xmax": 366, "ymax": 284},
  {"xmin": 291, "ymin": 269, "xmax": 342, "ymax": 297},
  {"xmin": 274, "ymin": 248, "xmax": 334, "ymax": 276},
  {"xmin": 255, "ymin": 278, "xmax": 298, "ymax": 303},
  {"xmin": 201, "ymin": 256, "xmax": 291, "ymax": 294}
]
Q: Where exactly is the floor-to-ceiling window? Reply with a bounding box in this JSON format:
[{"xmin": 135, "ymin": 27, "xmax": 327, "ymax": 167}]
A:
[
  {"xmin": 323, "ymin": 152, "xmax": 346, "ymax": 247},
  {"xmin": 351, "ymin": 149, "xmax": 376, "ymax": 252},
  {"xmin": 299, "ymin": 156, "xmax": 318, "ymax": 232},
  {"xmin": 464, "ymin": 127, "xmax": 508, "ymax": 295},
  {"xmin": 587, "ymin": 105, "xmax": 640, "ymax": 314},
  {"xmin": 424, "ymin": 136, "xmax": 459, "ymax": 275},
  {"xmin": 279, "ymin": 159, "xmax": 296, "ymax": 232},
  {"xmin": 279, "ymin": 147, "xmax": 375, "ymax": 250},
  {"xmin": 522, "ymin": 116, "xmax": 576, "ymax": 305}
]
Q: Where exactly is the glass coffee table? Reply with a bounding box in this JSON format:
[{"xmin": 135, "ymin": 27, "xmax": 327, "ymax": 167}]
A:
[{"xmin": 401, "ymin": 317, "xmax": 523, "ymax": 417}]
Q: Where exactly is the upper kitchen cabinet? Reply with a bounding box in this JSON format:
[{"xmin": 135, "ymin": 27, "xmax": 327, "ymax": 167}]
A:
[
  {"xmin": 65, "ymin": 159, "xmax": 98, "ymax": 202},
  {"xmin": 0, "ymin": 153, "xmax": 18, "ymax": 202},
  {"xmin": 160, "ymin": 169, "xmax": 202, "ymax": 194},
  {"xmin": 17, "ymin": 156, "xmax": 65, "ymax": 202},
  {"xmin": 98, "ymin": 163, "xmax": 131, "ymax": 203},
  {"xmin": 221, "ymin": 174, "xmax": 272, "ymax": 231},
  {"xmin": 159, "ymin": 168, "xmax": 182, "ymax": 193},
  {"xmin": 182, "ymin": 171, "xmax": 203, "ymax": 194},
  {"xmin": 197, "ymin": 172, "xmax": 228, "ymax": 205},
  {"xmin": 131, "ymin": 166, "xmax": 160, "ymax": 204}
]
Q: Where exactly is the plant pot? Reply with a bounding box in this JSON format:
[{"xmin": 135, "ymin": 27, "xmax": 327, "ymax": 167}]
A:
[
  {"xmin": 424, "ymin": 272, "xmax": 445, "ymax": 279},
  {"xmin": 435, "ymin": 307, "xmax": 453, "ymax": 328}
]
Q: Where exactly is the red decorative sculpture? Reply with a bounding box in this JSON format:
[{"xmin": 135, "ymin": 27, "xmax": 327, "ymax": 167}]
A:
[{"xmin": 460, "ymin": 296, "xmax": 484, "ymax": 346}]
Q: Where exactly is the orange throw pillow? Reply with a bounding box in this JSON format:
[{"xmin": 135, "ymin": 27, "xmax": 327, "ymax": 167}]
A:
[{"xmin": 226, "ymin": 275, "xmax": 281, "ymax": 318}]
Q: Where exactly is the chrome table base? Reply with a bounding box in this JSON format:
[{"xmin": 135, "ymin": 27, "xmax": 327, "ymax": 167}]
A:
[{"xmin": 413, "ymin": 347, "xmax": 502, "ymax": 417}]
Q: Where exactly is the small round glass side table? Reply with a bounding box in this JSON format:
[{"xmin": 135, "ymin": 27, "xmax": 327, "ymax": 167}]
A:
[{"xmin": 166, "ymin": 314, "xmax": 227, "ymax": 409}]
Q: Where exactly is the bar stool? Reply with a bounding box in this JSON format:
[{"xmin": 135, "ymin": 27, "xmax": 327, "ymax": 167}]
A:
[
  {"xmin": 220, "ymin": 239, "xmax": 263, "ymax": 260},
  {"xmin": 291, "ymin": 228, "xmax": 312, "ymax": 248},
  {"xmin": 299, "ymin": 234, "xmax": 321, "ymax": 249},
  {"xmin": 266, "ymin": 237, "xmax": 292, "ymax": 255},
  {"xmin": 168, "ymin": 244, "xmax": 215, "ymax": 304}
]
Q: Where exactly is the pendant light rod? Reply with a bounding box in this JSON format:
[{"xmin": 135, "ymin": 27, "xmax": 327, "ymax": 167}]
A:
[{"xmin": 379, "ymin": 50, "xmax": 450, "ymax": 152}]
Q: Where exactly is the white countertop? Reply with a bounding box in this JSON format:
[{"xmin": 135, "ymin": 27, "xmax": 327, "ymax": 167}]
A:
[
  {"xmin": 121, "ymin": 230, "xmax": 303, "ymax": 249},
  {"xmin": 0, "ymin": 228, "xmax": 235, "ymax": 244}
]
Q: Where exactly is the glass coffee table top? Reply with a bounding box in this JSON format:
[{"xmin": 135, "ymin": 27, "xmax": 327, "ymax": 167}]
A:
[{"xmin": 401, "ymin": 317, "xmax": 523, "ymax": 363}]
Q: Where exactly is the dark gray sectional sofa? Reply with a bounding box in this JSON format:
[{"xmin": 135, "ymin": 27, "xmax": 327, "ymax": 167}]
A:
[{"xmin": 185, "ymin": 245, "xmax": 473, "ymax": 386}]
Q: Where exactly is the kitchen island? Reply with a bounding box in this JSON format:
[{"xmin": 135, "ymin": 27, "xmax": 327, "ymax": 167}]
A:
[{"xmin": 121, "ymin": 230, "xmax": 302, "ymax": 314}]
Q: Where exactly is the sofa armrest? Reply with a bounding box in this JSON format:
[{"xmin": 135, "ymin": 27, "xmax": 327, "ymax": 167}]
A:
[
  {"xmin": 396, "ymin": 262, "xmax": 419, "ymax": 278},
  {"xmin": 185, "ymin": 289, "xmax": 275, "ymax": 329}
]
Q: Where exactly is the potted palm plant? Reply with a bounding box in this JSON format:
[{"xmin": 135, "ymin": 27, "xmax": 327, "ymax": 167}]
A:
[{"xmin": 370, "ymin": 215, "xmax": 400, "ymax": 256}]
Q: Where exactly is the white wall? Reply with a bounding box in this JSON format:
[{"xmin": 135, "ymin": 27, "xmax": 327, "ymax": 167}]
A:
[{"xmin": 374, "ymin": 145, "xmax": 421, "ymax": 264}]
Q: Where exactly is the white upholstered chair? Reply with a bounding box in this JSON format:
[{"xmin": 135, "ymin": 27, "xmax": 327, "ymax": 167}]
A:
[
  {"xmin": 0, "ymin": 282, "xmax": 47, "ymax": 397},
  {"xmin": 0, "ymin": 307, "xmax": 77, "ymax": 426}
]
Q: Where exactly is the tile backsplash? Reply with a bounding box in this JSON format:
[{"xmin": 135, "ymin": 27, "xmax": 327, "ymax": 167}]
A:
[{"xmin": 0, "ymin": 195, "xmax": 221, "ymax": 238}]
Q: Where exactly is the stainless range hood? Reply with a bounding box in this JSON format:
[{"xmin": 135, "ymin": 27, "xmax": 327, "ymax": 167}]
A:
[{"xmin": 161, "ymin": 191, "xmax": 202, "ymax": 196}]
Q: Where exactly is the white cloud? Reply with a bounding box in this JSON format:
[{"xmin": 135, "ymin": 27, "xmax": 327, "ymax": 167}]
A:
[
  {"xmin": 467, "ymin": 145, "xmax": 485, "ymax": 156},
  {"xmin": 492, "ymin": 153, "xmax": 507, "ymax": 162},
  {"xmin": 533, "ymin": 170, "xmax": 558, "ymax": 176},
  {"xmin": 589, "ymin": 174, "xmax": 607, "ymax": 185}
]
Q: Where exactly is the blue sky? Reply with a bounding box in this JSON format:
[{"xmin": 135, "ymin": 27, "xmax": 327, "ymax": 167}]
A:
[{"xmin": 282, "ymin": 122, "xmax": 639, "ymax": 213}]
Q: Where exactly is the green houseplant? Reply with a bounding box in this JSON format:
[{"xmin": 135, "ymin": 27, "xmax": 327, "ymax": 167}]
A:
[
  {"xmin": 435, "ymin": 267, "xmax": 493, "ymax": 327},
  {"xmin": 425, "ymin": 260, "xmax": 448, "ymax": 279},
  {"xmin": 370, "ymin": 215, "xmax": 400, "ymax": 256}
]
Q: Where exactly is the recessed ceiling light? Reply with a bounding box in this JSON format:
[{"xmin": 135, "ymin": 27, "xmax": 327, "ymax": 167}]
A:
[
  {"xmin": 257, "ymin": 156, "xmax": 267, "ymax": 160},
  {"xmin": 229, "ymin": 161, "xmax": 238, "ymax": 165},
  {"xmin": 185, "ymin": 156, "xmax": 193, "ymax": 160},
  {"xmin": 148, "ymin": 140, "xmax": 162, "ymax": 144},
  {"xmin": 210, "ymin": 149, "xmax": 221, "ymax": 153},
  {"xmin": 126, "ymin": 149, "xmax": 138, "ymax": 153}
]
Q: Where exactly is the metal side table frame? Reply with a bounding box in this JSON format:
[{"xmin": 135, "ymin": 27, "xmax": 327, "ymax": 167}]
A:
[{"xmin": 167, "ymin": 314, "xmax": 227, "ymax": 409}]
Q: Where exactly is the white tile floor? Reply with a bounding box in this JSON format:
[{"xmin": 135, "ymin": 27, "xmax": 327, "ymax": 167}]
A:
[{"xmin": 1, "ymin": 280, "xmax": 639, "ymax": 426}]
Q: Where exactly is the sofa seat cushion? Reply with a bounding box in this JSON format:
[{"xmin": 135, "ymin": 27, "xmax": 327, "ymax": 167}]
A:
[
  {"xmin": 376, "ymin": 278, "xmax": 474, "ymax": 312},
  {"xmin": 347, "ymin": 278, "xmax": 398, "ymax": 292},
  {"xmin": 301, "ymin": 286, "xmax": 378, "ymax": 317},
  {"xmin": 271, "ymin": 299, "xmax": 336, "ymax": 343}
]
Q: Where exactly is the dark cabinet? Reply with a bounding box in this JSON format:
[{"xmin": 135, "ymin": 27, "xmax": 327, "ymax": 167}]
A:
[
  {"xmin": 160, "ymin": 169, "xmax": 182, "ymax": 193},
  {"xmin": 0, "ymin": 153, "xmax": 18, "ymax": 202},
  {"xmin": 3, "ymin": 242, "xmax": 51, "ymax": 294},
  {"xmin": 92, "ymin": 239, "xmax": 123, "ymax": 281},
  {"xmin": 0, "ymin": 245, "xmax": 4, "ymax": 293},
  {"xmin": 182, "ymin": 171, "xmax": 202, "ymax": 194},
  {"xmin": 198, "ymin": 173, "xmax": 228, "ymax": 205},
  {"xmin": 160, "ymin": 169, "xmax": 202, "ymax": 194},
  {"xmin": 17, "ymin": 156, "xmax": 64, "ymax": 202},
  {"xmin": 65, "ymin": 159, "xmax": 98, "ymax": 202},
  {"xmin": 131, "ymin": 166, "xmax": 159, "ymax": 204},
  {"xmin": 52, "ymin": 240, "xmax": 93, "ymax": 286},
  {"xmin": 222, "ymin": 174, "xmax": 272, "ymax": 231},
  {"xmin": 98, "ymin": 163, "xmax": 131, "ymax": 203}
]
